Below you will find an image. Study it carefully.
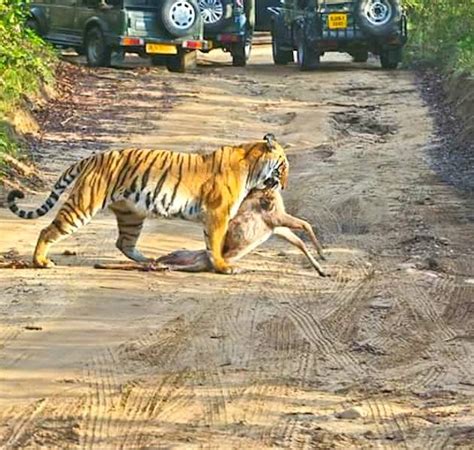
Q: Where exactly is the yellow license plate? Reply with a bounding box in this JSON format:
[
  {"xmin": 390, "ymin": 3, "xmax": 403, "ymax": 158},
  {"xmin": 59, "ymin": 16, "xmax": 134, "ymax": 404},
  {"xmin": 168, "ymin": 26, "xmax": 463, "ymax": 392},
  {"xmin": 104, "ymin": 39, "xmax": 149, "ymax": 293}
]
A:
[
  {"xmin": 328, "ymin": 13, "xmax": 348, "ymax": 29},
  {"xmin": 146, "ymin": 43, "xmax": 177, "ymax": 55}
]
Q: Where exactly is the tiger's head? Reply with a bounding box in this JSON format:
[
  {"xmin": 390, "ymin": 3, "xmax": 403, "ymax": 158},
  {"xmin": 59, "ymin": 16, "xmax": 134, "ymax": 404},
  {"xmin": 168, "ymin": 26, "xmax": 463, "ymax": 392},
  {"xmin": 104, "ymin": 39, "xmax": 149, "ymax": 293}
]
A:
[{"xmin": 244, "ymin": 133, "xmax": 289, "ymax": 191}]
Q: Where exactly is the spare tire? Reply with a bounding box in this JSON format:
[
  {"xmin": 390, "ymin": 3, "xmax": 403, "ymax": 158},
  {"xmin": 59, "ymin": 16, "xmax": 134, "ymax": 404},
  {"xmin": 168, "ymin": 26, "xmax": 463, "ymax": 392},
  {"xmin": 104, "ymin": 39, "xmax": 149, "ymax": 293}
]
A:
[
  {"xmin": 198, "ymin": 0, "xmax": 232, "ymax": 32},
  {"xmin": 356, "ymin": 0, "xmax": 401, "ymax": 37},
  {"xmin": 162, "ymin": 0, "xmax": 199, "ymax": 37}
]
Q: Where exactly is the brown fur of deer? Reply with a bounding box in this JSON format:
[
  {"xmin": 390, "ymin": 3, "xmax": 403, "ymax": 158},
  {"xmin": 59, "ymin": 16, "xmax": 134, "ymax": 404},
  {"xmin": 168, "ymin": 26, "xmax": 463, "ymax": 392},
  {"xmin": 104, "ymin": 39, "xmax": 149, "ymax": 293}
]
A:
[{"xmin": 156, "ymin": 188, "xmax": 327, "ymax": 276}]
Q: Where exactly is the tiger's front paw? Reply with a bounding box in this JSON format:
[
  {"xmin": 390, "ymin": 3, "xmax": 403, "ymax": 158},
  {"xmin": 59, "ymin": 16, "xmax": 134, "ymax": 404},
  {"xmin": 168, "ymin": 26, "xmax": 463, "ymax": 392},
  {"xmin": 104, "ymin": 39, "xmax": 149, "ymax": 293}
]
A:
[
  {"xmin": 213, "ymin": 262, "xmax": 236, "ymax": 275},
  {"xmin": 33, "ymin": 257, "xmax": 56, "ymax": 268}
]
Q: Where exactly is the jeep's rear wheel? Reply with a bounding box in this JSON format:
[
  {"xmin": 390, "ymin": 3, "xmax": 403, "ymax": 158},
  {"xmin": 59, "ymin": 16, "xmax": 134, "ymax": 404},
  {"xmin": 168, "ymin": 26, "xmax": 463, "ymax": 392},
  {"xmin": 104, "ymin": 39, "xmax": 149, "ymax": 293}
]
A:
[
  {"xmin": 356, "ymin": 0, "xmax": 401, "ymax": 36},
  {"xmin": 231, "ymin": 36, "xmax": 252, "ymax": 67},
  {"xmin": 271, "ymin": 25, "xmax": 293, "ymax": 65},
  {"xmin": 162, "ymin": 0, "xmax": 199, "ymax": 37},
  {"xmin": 352, "ymin": 49, "xmax": 369, "ymax": 63},
  {"xmin": 74, "ymin": 47, "xmax": 85, "ymax": 56},
  {"xmin": 380, "ymin": 47, "xmax": 401, "ymax": 69},
  {"xmin": 297, "ymin": 39, "xmax": 319, "ymax": 71},
  {"xmin": 25, "ymin": 17, "xmax": 40, "ymax": 35},
  {"xmin": 151, "ymin": 55, "xmax": 168, "ymax": 66},
  {"xmin": 85, "ymin": 27, "xmax": 112, "ymax": 67}
]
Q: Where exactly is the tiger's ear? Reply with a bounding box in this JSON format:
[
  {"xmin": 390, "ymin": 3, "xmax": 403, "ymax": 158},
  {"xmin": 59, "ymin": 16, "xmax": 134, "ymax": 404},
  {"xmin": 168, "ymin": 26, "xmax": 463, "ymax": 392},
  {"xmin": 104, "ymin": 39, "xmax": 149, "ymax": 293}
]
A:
[{"xmin": 263, "ymin": 133, "xmax": 277, "ymax": 152}]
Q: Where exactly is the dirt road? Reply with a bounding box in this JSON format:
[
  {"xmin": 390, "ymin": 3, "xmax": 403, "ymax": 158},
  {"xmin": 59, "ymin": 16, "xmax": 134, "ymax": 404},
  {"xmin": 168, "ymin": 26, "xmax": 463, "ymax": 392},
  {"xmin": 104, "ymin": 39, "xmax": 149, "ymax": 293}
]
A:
[{"xmin": 1, "ymin": 47, "xmax": 473, "ymax": 448}]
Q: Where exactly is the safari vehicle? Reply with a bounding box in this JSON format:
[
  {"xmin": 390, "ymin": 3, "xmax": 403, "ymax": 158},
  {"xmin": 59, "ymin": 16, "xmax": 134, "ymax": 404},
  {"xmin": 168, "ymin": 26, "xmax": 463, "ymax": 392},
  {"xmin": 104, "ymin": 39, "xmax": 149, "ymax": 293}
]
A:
[
  {"xmin": 26, "ymin": 0, "xmax": 210, "ymax": 72},
  {"xmin": 269, "ymin": 0, "xmax": 407, "ymax": 70},
  {"xmin": 197, "ymin": 0, "xmax": 255, "ymax": 66}
]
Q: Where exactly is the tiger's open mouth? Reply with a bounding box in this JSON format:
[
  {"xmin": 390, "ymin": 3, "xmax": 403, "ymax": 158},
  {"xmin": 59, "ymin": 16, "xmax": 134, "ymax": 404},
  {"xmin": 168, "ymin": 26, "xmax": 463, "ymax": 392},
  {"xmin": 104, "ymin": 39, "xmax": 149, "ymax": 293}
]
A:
[
  {"xmin": 264, "ymin": 171, "xmax": 282, "ymax": 190},
  {"xmin": 264, "ymin": 165, "xmax": 287, "ymax": 190}
]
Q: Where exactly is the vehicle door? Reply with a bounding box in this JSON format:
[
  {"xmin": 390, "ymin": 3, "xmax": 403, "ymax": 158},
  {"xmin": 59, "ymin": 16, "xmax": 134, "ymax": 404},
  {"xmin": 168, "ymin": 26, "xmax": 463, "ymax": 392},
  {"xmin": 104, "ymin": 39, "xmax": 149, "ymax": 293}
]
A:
[{"xmin": 48, "ymin": 0, "xmax": 80, "ymax": 42}]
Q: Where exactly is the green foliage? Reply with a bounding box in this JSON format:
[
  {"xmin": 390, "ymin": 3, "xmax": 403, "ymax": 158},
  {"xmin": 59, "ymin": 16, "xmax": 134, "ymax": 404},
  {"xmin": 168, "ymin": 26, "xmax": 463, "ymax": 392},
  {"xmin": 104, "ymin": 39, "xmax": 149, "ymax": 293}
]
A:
[
  {"xmin": 404, "ymin": 0, "xmax": 473, "ymax": 73},
  {"xmin": 0, "ymin": 0, "xmax": 57, "ymax": 165}
]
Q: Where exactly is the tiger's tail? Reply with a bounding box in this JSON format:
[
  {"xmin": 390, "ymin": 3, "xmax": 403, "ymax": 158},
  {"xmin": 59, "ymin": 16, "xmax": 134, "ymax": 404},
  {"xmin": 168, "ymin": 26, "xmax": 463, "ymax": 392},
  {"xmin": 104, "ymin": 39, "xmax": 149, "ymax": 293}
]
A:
[{"xmin": 8, "ymin": 156, "xmax": 91, "ymax": 219}]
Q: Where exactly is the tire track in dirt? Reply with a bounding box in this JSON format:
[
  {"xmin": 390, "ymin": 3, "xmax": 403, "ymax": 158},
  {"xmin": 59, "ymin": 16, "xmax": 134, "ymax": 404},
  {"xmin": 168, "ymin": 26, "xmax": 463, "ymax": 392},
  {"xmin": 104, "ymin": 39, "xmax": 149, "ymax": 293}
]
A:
[
  {"xmin": 183, "ymin": 273, "xmax": 269, "ymax": 443},
  {"xmin": 77, "ymin": 286, "xmax": 241, "ymax": 448},
  {"xmin": 78, "ymin": 311, "xmax": 201, "ymax": 448},
  {"xmin": 411, "ymin": 426, "xmax": 451, "ymax": 450},
  {"xmin": 116, "ymin": 371, "xmax": 193, "ymax": 449},
  {"xmin": 241, "ymin": 274, "xmax": 320, "ymax": 448},
  {"xmin": 393, "ymin": 276, "xmax": 472, "ymax": 390},
  {"xmin": 364, "ymin": 397, "xmax": 408, "ymax": 449},
  {"xmin": 260, "ymin": 257, "xmax": 424, "ymax": 448},
  {"xmin": 80, "ymin": 349, "xmax": 122, "ymax": 450},
  {"xmin": 0, "ymin": 326, "xmax": 22, "ymax": 351},
  {"xmin": 17, "ymin": 387, "xmax": 85, "ymax": 448},
  {"xmin": 269, "ymin": 263, "xmax": 368, "ymax": 379},
  {"xmin": 0, "ymin": 399, "xmax": 47, "ymax": 449},
  {"xmin": 258, "ymin": 263, "xmax": 368, "ymax": 447},
  {"xmin": 0, "ymin": 271, "xmax": 82, "ymax": 447}
]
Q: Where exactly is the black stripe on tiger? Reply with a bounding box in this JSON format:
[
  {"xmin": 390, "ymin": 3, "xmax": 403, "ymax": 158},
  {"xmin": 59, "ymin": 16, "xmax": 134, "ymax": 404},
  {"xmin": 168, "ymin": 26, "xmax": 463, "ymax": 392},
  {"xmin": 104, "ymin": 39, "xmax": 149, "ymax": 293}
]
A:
[{"xmin": 7, "ymin": 157, "xmax": 87, "ymax": 220}]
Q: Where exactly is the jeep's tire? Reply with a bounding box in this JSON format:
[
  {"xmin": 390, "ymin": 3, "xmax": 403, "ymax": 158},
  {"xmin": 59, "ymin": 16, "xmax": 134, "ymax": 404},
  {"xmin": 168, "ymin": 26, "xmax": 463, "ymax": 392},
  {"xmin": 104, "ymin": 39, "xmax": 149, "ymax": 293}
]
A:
[
  {"xmin": 352, "ymin": 49, "xmax": 369, "ymax": 63},
  {"xmin": 380, "ymin": 47, "xmax": 402, "ymax": 69},
  {"xmin": 25, "ymin": 17, "xmax": 40, "ymax": 35},
  {"xmin": 198, "ymin": 0, "xmax": 231, "ymax": 32},
  {"xmin": 151, "ymin": 55, "xmax": 168, "ymax": 66},
  {"xmin": 356, "ymin": 0, "xmax": 401, "ymax": 37},
  {"xmin": 231, "ymin": 36, "xmax": 252, "ymax": 67},
  {"xmin": 297, "ymin": 39, "xmax": 319, "ymax": 71},
  {"xmin": 271, "ymin": 24, "xmax": 293, "ymax": 65},
  {"xmin": 74, "ymin": 47, "xmax": 85, "ymax": 56},
  {"xmin": 166, "ymin": 49, "xmax": 197, "ymax": 72},
  {"xmin": 162, "ymin": 0, "xmax": 199, "ymax": 37},
  {"xmin": 85, "ymin": 27, "xmax": 112, "ymax": 67}
]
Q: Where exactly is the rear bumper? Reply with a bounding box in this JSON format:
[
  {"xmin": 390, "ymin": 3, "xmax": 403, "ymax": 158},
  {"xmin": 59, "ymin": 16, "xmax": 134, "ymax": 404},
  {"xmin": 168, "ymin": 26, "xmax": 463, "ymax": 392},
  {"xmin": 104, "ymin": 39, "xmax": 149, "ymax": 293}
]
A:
[
  {"xmin": 214, "ymin": 32, "xmax": 246, "ymax": 44},
  {"xmin": 270, "ymin": 7, "xmax": 408, "ymax": 51},
  {"xmin": 117, "ymin": 37, "xmax": 212, "ymax": 54},
  {"xmin": 204, "ymin": 12, "xmax": 250, "ymax": 47},
  {"xmin": 314, "ymin": 12, "xmax": 408, "ymax": 49}
]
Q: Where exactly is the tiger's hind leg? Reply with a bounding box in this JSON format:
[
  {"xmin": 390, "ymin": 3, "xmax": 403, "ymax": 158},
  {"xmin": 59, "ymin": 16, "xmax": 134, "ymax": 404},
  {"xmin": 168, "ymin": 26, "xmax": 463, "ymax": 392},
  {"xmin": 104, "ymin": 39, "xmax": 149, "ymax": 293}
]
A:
[
  {"xmin": 110, "ymin": 202, "xmax": 151, "ymax": 263},
  {"xmin": 33, "ymin": 204, "xmax": 93, "ymax": 268}
]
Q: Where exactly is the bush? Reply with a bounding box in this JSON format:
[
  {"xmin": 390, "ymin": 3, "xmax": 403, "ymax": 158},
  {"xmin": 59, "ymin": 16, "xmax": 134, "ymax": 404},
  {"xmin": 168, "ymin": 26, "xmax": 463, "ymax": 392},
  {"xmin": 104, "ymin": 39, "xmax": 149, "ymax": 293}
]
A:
[
  {"xmin": 404, "ymin": 0, "xmax": 474, "ymax": 74},
  {"xmin": 0, "ymin": 0, "xmax": 57, "ymax": 164}
]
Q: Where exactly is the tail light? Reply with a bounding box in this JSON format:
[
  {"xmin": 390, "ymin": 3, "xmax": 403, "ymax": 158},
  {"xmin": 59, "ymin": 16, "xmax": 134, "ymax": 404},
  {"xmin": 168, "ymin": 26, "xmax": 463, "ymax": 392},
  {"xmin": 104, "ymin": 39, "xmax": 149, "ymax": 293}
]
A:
[
  {"xmin": 121, "ymin": 37, "xmax": 144, "ymax": 46},
  {"xmin": 182, "ymin": 40, "xmax": 212, "ymax": 50}
]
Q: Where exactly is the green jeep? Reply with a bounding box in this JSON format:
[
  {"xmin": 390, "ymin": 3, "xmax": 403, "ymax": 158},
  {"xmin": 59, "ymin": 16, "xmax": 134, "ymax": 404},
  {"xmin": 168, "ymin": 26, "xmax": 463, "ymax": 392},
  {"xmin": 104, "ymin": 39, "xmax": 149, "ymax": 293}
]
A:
[
  {"xmin": 27, "ymin": 0, "xmax": 210, "ymax": 72},
  {"xmin": 269, "ymin": 0, "xmax": 407, "ymax": 70},
  {"xmin": 197, "ymin": 0, "xmax": 255, "ymax": 66}
]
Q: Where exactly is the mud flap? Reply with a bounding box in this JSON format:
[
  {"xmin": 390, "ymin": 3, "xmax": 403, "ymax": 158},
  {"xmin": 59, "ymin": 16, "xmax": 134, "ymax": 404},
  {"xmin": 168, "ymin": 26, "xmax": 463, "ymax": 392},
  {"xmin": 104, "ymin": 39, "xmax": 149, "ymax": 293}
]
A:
[{"xmin": 166, "ymin": 49, "xmax": 197, "ymax": 73}]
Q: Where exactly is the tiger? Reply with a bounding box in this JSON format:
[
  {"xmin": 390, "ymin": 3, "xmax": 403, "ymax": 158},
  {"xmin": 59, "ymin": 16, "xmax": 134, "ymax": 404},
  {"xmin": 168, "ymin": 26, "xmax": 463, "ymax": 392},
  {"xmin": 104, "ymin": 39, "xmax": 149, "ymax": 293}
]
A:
[{"xmin": 7, "ymin": 133, "xmax": 288, "ymax": 274}]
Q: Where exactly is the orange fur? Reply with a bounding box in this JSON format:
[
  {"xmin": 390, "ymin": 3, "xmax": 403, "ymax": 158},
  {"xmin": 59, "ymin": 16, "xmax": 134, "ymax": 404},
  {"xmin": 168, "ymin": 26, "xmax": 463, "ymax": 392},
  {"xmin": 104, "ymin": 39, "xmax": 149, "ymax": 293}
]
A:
[{"xmin": 8, "ymin": 134, "xmax": 288, "ymax": 273}]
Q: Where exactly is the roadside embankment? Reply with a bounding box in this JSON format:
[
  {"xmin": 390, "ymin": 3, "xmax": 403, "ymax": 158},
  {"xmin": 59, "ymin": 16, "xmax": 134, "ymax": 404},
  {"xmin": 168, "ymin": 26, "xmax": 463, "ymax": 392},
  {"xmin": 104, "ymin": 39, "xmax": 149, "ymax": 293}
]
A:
[{"xmin": 0, "ymin": 1, "xmax": 57, "ymax": 190}]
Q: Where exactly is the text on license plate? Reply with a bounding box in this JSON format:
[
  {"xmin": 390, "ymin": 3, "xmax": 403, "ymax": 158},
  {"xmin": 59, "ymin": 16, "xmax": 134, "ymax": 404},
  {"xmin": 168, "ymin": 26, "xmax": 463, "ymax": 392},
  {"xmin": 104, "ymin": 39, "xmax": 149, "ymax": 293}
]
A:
[
  {"xmin": 146, "ymin": 43, "xmax": 177, "ymax": 55},
  {"xmin": 328, "ymin": 13, "xmax": 348, "ymax": 29}
]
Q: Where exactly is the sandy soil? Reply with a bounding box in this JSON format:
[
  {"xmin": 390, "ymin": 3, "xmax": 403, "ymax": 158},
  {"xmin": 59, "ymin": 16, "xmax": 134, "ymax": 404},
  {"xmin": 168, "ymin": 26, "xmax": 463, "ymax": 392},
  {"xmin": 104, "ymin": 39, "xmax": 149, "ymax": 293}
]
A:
[{"xmin": 0, "ymin": 46, "xmax": 473, "ymax": 449}]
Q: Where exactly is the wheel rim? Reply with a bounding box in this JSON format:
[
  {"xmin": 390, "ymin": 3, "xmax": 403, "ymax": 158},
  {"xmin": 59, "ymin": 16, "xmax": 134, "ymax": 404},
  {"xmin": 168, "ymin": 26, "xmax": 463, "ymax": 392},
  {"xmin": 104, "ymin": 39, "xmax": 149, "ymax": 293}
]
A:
[
  {"xmin": 169, "ymin": 0, "xmax": 196, "ymax": 30},
  {"xmin": 363, "ymin": 0, "xmax": 392, "ymax": 26},
  {"xmin": 198, "ymin": 0, "xmax": 224, "ymax": 25}
]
